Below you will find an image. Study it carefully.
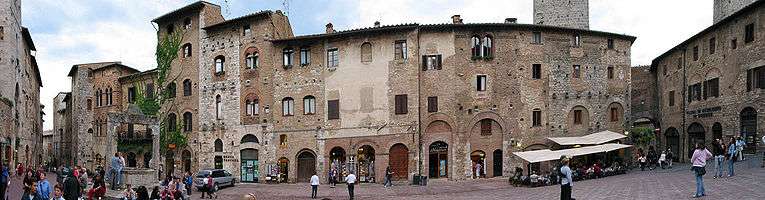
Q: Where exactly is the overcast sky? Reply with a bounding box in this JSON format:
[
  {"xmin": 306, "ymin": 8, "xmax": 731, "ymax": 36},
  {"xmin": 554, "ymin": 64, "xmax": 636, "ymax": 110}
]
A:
[{"xmin": 23, "ymin": 0, "xmax": 713, "ymax": 130}]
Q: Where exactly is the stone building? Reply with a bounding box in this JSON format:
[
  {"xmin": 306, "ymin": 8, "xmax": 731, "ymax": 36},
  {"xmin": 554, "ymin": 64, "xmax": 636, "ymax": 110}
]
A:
[
  {"xmin": 715, "ymin": 0, "xmax": 758, "ymax": 23},
  {"xmin": 631, "ymin": 65, "xmax": 659, "ymax": 129},
  {"xmin": 66, "ymin": 62, "xmax": 139, "ymax": 169},
  {"xmin": 649, "ymin": 0, "xmax": 764, "ymax": 161},
  {"xmin": 52, "ymin": 92, "xmax": 72, "ymax": 165},
  {"xmin": 0, "ymin": 0, "xmax": 43, "ymax": 167},
  {"xmin": 117, "ymin": 69, "xmax": 159, "ymax": 169},
  {"xmin": 41, "ymin": 130, "xmax": 54, "ymax": 166},
  {"xmin": 533, "ymin": 0, "xmax": 589, "ymax": 29}
]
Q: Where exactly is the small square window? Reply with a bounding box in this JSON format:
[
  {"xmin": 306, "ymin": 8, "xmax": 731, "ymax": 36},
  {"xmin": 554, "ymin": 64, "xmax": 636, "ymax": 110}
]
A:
[
  {"xmin": 532, "ymin": 32, "xmax": 542, "ymax": 44},
  {"xmin": 607, "ymin": 39, "xmax": 614, "ymax": 49},
  {"xmin": 572, "ymin": 65, "xmax": 581, "ymax": 78},
  {"xmin": 477, "ymin": 75, "xmax": 487, "ymax": 91},
  {"xmin": 243, "ymin": 25, "xmax": 251, "ymax": 36},
  {"xmin": 427, "ymin": 96, "xmax": 438, "ymax": 113},
  {"xmin": 532, "ymin": 64, "xmax": 541, "ymax": 79}
]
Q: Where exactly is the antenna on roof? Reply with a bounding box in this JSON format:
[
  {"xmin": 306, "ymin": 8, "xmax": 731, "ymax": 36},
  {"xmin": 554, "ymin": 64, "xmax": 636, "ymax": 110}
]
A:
[{"xmin": 282, "ymin": 0, "xmax": 291, "ymax": 16}]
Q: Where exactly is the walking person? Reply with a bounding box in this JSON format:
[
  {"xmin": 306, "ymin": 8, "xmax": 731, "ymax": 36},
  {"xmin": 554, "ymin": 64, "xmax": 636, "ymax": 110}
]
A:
[
  {"xmin": 712, "ymin": 139, "xmax": 725, "ymax": 179},
  {"xmin": 384, "ymin": 166, "xmax": 394, "ymax": 187},
  {"xmin": 345, "ymin": 171, "xmax": 357, "ymax": 200},
  {"xmin": 727, "ymin": 138, "xmax": 737, "ymax": 177},
  {"xmin": 0, "ymin": 162, "xmax": 9, "ymax": 200},
  {"xmin": 310, "ymin": 173, "xmax": 320, "ymax": 199},
  {"xmin": 474, "ymin": 162, "xmax": 482, "ymax": 178},
  {"xmin": 110, "ymin": 152, "xmax": 124, "ymax": 190},
  {"xmin": 691, "ymin": 142, "xmax": 712, "ymax": 198},
  {"xmin": 184, "ymin": 171, "xmax": 194, "ymax": 196},
  {"xmin": 559, "ymin": 156, "xmax": 574, "ymax": 200},
  {"xmin": 329, "ymin": 167, "xmax": 337, "ymax": 188}
]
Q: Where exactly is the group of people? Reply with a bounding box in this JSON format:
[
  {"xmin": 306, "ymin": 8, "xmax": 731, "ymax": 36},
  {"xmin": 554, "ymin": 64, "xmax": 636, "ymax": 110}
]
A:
[
  {"xmin": 310, "ymin": 170, "xmax": 360, "ymax": 199},
  {"xmin": 512, "ymin": 161, "xmax": 627, "ymax": 188},
  {"xmin": 711, "ymin": 137, "xmax": 745, "ymax": 179},
  {"xmin": 637, "ymin": 146, "xmax": 674, "ymax": 171}
]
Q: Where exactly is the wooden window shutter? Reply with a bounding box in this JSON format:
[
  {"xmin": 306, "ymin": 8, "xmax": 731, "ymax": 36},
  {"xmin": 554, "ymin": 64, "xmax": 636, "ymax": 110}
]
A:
[
  {"xmin": 427, "ymin": 97, "xmax": 438, "ymax": 113},
  {"xmin": 422, "ymin": 55, "xmax": 427, "ymax": 71},
  {"xmin": 328, "ymin": 100, "xmax": 339, "ymax": 119},
  {"xmin": 395, "ymin": 95, "xmax": 408, "ymax": 114},
  {"xmin": 436, "ymin": 55, "xmax": 442, "ymax": 70}
]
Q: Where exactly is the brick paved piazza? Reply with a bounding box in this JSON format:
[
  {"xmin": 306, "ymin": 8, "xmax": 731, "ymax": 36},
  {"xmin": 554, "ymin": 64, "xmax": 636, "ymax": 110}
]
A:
[{"xmin": 217, "ymin": 158, "xmax": 765, "ymax": 200}]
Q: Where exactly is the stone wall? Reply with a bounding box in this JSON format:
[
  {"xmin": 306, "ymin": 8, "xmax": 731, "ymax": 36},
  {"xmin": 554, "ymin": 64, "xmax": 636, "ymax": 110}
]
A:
[
  {"xmin": 533, "ymin": 0, "xmax": 589, "ymax": 29},
  {"xmin": 630, "ymin": 66, "xmax": 658, "ymax": 125},
  {"xmin": 714, "ymin": 0, "xmax": 757, "ymax": 23}
]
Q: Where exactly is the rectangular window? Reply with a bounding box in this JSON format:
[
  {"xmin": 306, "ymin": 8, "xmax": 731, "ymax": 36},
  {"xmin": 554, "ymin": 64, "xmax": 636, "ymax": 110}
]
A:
[
  {"xmin": 706, "ymin": 78, "xmax": 719, "ymax": 98},
  {"xmin": 747, "ymin": 69, "xmax": 752, "ymax": 91},
  {"xmin": 145, "ymin": 83, "xmax": 154, "ymax": 99},
  {"xmin": 573, "ymin": 34, "xmax": 581, "ymax": 47},
  {"xmin": 243, "ymin": 25, "xmax": 251, "ymax": 36},
  {"xmin": 744, "ymin": 23, "xmax": 755, "ymax": 43},
  {"xmin": 573, "ymin": 110, "xmax": 582, "ymax": 125},
  {"xmin": 327, "ymin": 100, "xmax": 340, "ymax": 119},
  {"xmin": 282, "ymin": 99, "xmax": 294, "ymax": 116},
  {"xmin": 532, "ymin": 32, "xmax": 542, "ymax": 44},
  {"xmin": 0, "ymin": 26, "xmax": 4, "ymax": 40},
  {"xmin": 572, "ymin": 65, "xmax": 581, "ymax": 78},
  {"xmin": 748, "ymin": 66, "xmax": 765, "ymax": 91},
  {"xmin": 422, "ymin": 55, "xmax": 442, "ymax": 71},
  {"xmin": 480, "ymin": 120, "xmax": 492, "ymax": 135},
  {"xmin": 246, "ymin": 101, "xmax": 254, "ymax": 116},
  {"xmin": 279, "ymin": 135, "xmax": 287, "ymax": 146},
  {"xmin": 427, "ymin": 96, "xmax": 438, "ymax": 113},
  {"xmin": 394, "ymin": 40, "xmax": 408, "ymax": 60},
  {"xmin": 610, "ymin": 107, "xmax": 618, "ymax": 122},
  {"xmin": 327, "ymin": 48, "xmax": 339, "ymax": 68},
  {"xmin": 300, "ymin": 47, "xmax": 310, "ymax": 65},
  {"xmin": 128, "ymin": 87, "xmax": 136, "ymax": 103},
  {"xmin": 532, "ymin": 64, "xmax": 541, "ymax": 79},
  {"xmin": 283, "ymin": 48, "xmax": 294, "ymax": 67},
  {"xmin": 395, "ymin": 94, "xmax": 408, "ymax": 115},
  {"xmin": 477, "ymin": 75, "xmax": 487, "ymax": 91},
  {"xmin": 693, "ymin": 46, "xmax": 699, "ymax": 61},
  {"xmin": 607, "ymin": 38, "xmax": 614, "ymax": 49},
  {"xmin": 607, "ymin": 66, "xmax": 614, "ymax": 79},
  {"xmin": 669, "ymin": 90, "xmax": 675, "ymax": 107},
  {"xmin": 688, "ymin": 83, "xmax": 702, "ymax": 102},
  {"xmin": 731, "ymin": 38, "xmax": 738, "ymax": 49},
  {"xmin": 709, "ymin": 37, "xmax": 716, "ymax": 54},
  {"xmin": 532, "ymin": 110, "xmax": 542, "ymax": 127},
  {"xmin": 677, "ymin": 57, "xmax": 682, "ymax": 69}
]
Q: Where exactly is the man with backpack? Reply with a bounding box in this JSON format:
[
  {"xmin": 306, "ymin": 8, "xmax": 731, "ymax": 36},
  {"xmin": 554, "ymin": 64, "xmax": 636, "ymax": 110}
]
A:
[{"xmin": 201, "ymin": 174, "xmax": 216, "ymax": 199}]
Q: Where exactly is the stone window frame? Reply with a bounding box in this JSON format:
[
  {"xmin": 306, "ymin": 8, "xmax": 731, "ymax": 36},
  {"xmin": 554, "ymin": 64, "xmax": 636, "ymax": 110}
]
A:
[
  {"xmin": 360, "ymin": 42, "xmax": 373, "ymax": 63},
  {"xmin": 303, "ymin": 95, "xmax": 316, "ymax": 115},
  {"xmin": 480, "ymin": 119, "xmax": 492, "ymax": 135},
  {"xmin": 244, "ymin": 47, "xmax": 259, "ymax": 70},
  {"xmin": 394, "ymin": 40, "xmax": 408, "ymax": 61},
  {"xmin": 183, "ymin": 18, "xmax": 192, "ymax": 30},
  {"xmin": 182, "ymin": 43, "xmax": 192, "ymax": 58},
  {"xmin": 166, "ymin": 82, "xmax": 177, "ymax": 98},
  {"xmin": 215, "ymin": 95, "xmax": 223, "ymax": 120},
  {"xmin": 283, "ymin": 47, "xmax": 295, "ymax": 68},
  {"xmin": 532, "ymin": 109, "xmax": 542, "ymax": 127},
  {"xmin": 127, "ymin": 86, "xmax": 136, "ymax": 103},
  {"xmin": 0, "ymin": 26, "xmax": 4, "ymax": 40},
  {"xmin": 532, "ymin": 64, "xmax": 542, "ymax": 79},
  {"xmin": 744, "ymin": 23, "xmax": 755, "ymax": 44},
  {"xmin": 242, "ymin": 24, "xmax": 252, "ymax": 36},
  {"xmin": 668, "ymin": 90, "xmax": 675, "ymax": 107},
  {"xmin": 607, "ymin": 38, "xmax": 614, "ymax": 49},
  {"xmin": 282, "ymin": 97, "xmax": 294, "ymax": 116},
  {"xmin": 182, "ymin": 111, "xmax": 192, "ymax": 132},
  {"xmin": 708, "ymin": 37, "xmax": 716, "ymax": 55},
  {"xmin": 422, "ymin": 55, "xmax": 442, "ymax": 71},
  {"xmin": 692, "ymin": 45, "xmax": 699, "ymax": 61},
  {"xmin": 572, "ymin": 65, "xmax": 581, "ymax": 79},
  {"xmin": 95, "ymin": 89, "xmax": 102, "ymax": 107},
  {"xmin": 531, "ymin": 31, "xmax": 542, "ymax": 44},
  {"xmin": 482, "ymin": 35, "xmax": 494, "ymax": 58},
  {"xmin": 703, "ymin": 77, "xmax": 720, "ymax": 99},
  {"xmin": 167, "ymin": 112, "xmax": 177, "ymax": 132},
  {"xmin": 427, "ymin": 96, "xmax": 438, "ymax": 113},
  {"xmin": 245, "ymin": 93, "xmax": 259, "ymax": 116},
  {"xmin": 572, "ymin": 34, "xmax": 581, "ymax": 47},
  {"xmin": 300, "ymin": 46, "xmax": 311, "ymax": 66},
  {"xmin": 279, "ymin": 134, "xmax": 288, "ymax": 147},
  {"xmin": 471, "ymin": 35, "xmax": 481, "ymax": 58},
  {"xmin": 476, "ymin": 75, "xmax": 488, "ymax": 91},
  {"xmin": 731, "ymin": 38, "xmax": 738, "ymax": 50},
  {"xmin": 326, "ymin": 48, "xmax": 339, "ymax": 69},
  {"xmin": 327, "ymin": 100, "xmax": 340, "ymax": 120},
  {"xmin": 607, "ymin": 66, "xmax": 614, "ymax": 79},
  {"xmin": 394, "ymin": 94, "xmax": 408, "ymax": 115},
  {"xmin": 182, "ymin": 79, "xmax": 192, "ymax": 96},
  {"xmin": 214, "ymin": 55, "xmax": 225, "ymax": 75},
  {"xmin": 573, "ymin": 110, "xmax": 583, "ymax": 125},
  {"xmin": 214, "ymin": 139, "xmax": 223, "ymax": 152}
]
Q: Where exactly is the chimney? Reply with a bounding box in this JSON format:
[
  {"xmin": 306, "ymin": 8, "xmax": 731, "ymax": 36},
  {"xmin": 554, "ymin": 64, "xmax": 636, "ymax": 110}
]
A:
[
  {"xmin": 451, "ymin": 15, "xmax": 463, "ymax": 24},
  {"xmin": 374, "ymin": 21, "xmax": 381, "ymax": 28},
  {"xmin": 504, "ymin": 18, "xmax": 517, "ymax": 23},
  {"xmin": 325, "ymin": 23, "xmax": 334, "ymax": 34}
]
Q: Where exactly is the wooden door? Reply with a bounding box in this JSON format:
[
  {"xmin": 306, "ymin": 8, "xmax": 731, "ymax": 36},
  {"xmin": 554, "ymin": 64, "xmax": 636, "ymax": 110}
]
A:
[
  {"xmin": 389, "ymin": 144, "xmax": 409, "ymax": 180},
  {"xmin": 297, "ymin": 152, "xmax": 316, "ymax": 182}
]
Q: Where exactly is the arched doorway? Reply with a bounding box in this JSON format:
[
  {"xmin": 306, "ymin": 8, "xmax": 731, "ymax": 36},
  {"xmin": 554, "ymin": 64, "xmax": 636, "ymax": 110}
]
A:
[
  {"xmin": 470, "ymin": 150, "xmax": 486, "ymax": 178},
  {"xmin": 428, "ymin": 141, "xmax": 448, "ymax": 178},
  {"xmin": 687, "ymin": 123, "xmax": 706, "ymax": 158},
  {"xmin": 740, "ymin": 107, "xmax": 757, "ymax": 153},
  {"xmin": 712, "ymin": 123, "xmax": 722, "ymax": 140},
  {"xmin": 389, "ymin": 144, "xmax": 409, "ymax": 180},
  {"xmin": 357, "ymin": 145, "xmax": 375, "ymax": 182},
  {"xmin": 329, "ymin": 147, "xmax": 347, "ymax": 180},
  {"xmin": 493, "ymin": 149, "xmax": 502, "ymax": 177},
  {"xmin": 182, "ymin": 150, "xmax": 192, "ymax": 173},
  {"xmin": 665, "ymin": 128, "xmax": 680, "ymax": 162},
  {"xmin": 126, "ymin": 152, "xmax": 137, "ymax": 168},
  {"xmin": 240, "ymin": 148, "xmax": 259, "ymax": 183},
  {"xmin": 143, "ymin": 152, "xmax": 151, "ymax": 168},
  {"xmin": 165, "ymin": 151, "xmax": 175, "ymax": 178},
  {"xmin": 297, "ymin": 151, "xmax": 316, "ymax": 182},
  {"xmin": 278, "ymin": 157, "xmax": 289, "ymax": 183}
]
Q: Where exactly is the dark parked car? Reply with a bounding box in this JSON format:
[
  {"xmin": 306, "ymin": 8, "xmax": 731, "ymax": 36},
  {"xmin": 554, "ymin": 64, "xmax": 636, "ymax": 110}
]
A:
[{"xmin": 195, "ymin": 169, "xmax": 236, "ymax": 191}]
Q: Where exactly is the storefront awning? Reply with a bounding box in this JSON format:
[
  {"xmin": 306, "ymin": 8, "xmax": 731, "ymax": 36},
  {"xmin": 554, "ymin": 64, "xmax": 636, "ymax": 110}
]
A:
[
  {"xmin": 547, "ymin": 130, "xmax": 627, "ymax": 146},
  {"xmin": 513, "ymin": 143, "xmax": 632, "ymax": 163}
]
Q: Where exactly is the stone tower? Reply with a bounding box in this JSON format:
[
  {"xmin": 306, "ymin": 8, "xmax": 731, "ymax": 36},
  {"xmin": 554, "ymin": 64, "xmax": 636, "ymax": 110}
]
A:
[
  {"xmin": 0, "ymin": 0, "xmax": 23, "ymax": 99},
  {"xmin": 533, "ymin": 0, "xmax": 589, "ymax": 29},
  {"xmin": 713, "ymin": 0, "xmax": 756, "ymax": 23}
]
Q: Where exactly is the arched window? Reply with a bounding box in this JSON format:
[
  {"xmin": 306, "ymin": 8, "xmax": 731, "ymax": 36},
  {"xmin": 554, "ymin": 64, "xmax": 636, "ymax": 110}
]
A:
[
  {"xmin": 215, "ymin": 95, "xmax": 222, "ymax": 120},
  {"xmin": 182, "ymin": 43, "xmax": 192, "ymax": 58},
  {"xmin": 360, "ymin": 42, "xmax": 372, "ymax": 62},
  {"xmin": 214, "ymin": 55, "xmax": 225, "ymax": 74},
  {"xmin": 240, "ymin": 134, "xmax": 259, "ymax": 144},
  {"xmin": 282, "ymin": 97, "xmax": 294, "ymax": 116},
  {"xmin": 166, "ymin": 82, "xmax": 176, "ymax": 98},
  {"xmin": 303, "ymin": 96, "xmax": 316, "ymax": 115},
  {"xmin": 482, "ymin": 36, "xmax": 493, "ymax": 58},
  {"xmin": 183, "ymin": 112, "xmax": 192, "ymax": 132},
  {"xmin": 214, "ymin": 139, "xmax": 223, "ymax": 152},
  {"xmin": 108, "ymin": 88, "xmax": 113, "ymax": 105},
  {"xmin": 471, "ymin": 36, "xmax": 481, "ymax": 58},
  {"xmin": 245, "ymin": 52, "xmax": 258, "ymax": 69},
  {"xmin": 96, "ymin": 90, "xmax": 102, "ymax": 107},
  {"xmin": 182, "ymin": 79, "xmax": 191, "ymax": 96},
  {"xmin": 167, "ymin": 113, "xmax": 177, "ymax": 132}
]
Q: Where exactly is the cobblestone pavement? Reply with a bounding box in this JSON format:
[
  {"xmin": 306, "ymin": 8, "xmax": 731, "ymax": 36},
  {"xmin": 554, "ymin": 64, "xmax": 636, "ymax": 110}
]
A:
[
  {"xmin": 6, "ymin": 172, "xmax": 58, "ymax": 200},
  {"xmin": 215, "ymin": 156, "xmax": 764, "ymax": 200}
]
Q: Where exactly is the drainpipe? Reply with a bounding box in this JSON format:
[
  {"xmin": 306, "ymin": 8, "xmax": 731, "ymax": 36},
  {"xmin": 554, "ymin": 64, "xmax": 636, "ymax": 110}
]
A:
[{"xmin": 416, "ymin": 27, "xmax": 424, "ymax": 183}]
